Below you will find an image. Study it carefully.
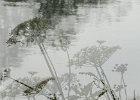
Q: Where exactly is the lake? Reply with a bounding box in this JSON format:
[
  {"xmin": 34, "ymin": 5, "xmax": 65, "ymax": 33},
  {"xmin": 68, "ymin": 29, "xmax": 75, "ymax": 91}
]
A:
[{"xmin": 0, "ymin": 0, "xmax": 140, "ymax": 99}]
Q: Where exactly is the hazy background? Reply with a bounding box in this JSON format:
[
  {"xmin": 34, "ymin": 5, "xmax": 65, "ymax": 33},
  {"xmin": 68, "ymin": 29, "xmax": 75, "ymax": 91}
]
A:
[{"xmin": 0, "ymin": 0, "xmax": 140, "ymax": 99}]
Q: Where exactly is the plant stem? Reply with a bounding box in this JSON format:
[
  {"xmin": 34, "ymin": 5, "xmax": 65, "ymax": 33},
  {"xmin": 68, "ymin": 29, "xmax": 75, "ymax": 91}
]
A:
[
  {"xmin": 119, "ymin": 74, "xmax": 123, "ymax": 100},
  {"xmin": 41, "ymin": 43, "xmax": 65, "ymax": 99},
  {"xmin": 42, "ymin": 43, "xmax": 63, "ymax": 89},
  {"xmin": 27, "ymin": 96, "xmax": 30, "ymax": 100},
  {"xmin": 32, "ymin": 96, "xmax": 36, "ymax": 100},
  {"xmin": 38, "ymin": 43, "xmax": 65, "ymax": 100},
  {"xmin": 100, "ymin": 67, "xmax": 112, "ymax": 89},
  {"xmin": 9, "ymin": 77, "xmax": 34, "ymax": 90},
  {"xmin": 122, "ymin": 74, "xmax": 127, "ymax": 100},
  {"xmin": 134, "ymin": 90, "xmax": 136, "ymax": 100},
  {"xmin": 100, "ymin": 66, "xmax": 117, "ymax": 100},
  {"xmin": 95, "ymin": 66, "xmax": 111, "ymax": 100},
  {"xmin": 66, "ymin": 49, "xmax": 71, "ymax": 100},
  {"xmin": 119, "ymin": 91, "xmax": 121, "ymax": 100},
  {"xmin": 97, "ymin": 44, "xmax": 117, "ymax": 100}
]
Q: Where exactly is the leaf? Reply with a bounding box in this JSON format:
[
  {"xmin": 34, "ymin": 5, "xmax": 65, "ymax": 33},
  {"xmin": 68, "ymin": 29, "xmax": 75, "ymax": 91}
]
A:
[
  {"xmin": 71, "ymin": 86, "xmax": 81, "ymax": 95},
  {"xmin": 79, "ymin": 72, "xmax": 98, "ymax": 79},
  {"xmin": 34, "ymin": 77, "xmax": 55, "ymax": 92},
  {"xmin": 98, "ymin": 90, "xmax": 106, "ymax": 98},
  {"xmin": 91, "ymin": 89, "xmax": 106, "ymax": 98},
  {"xmin": 110, "ymin": 90, "xmax": 117, "ymax": 100},
  {"xmin": 23, "ymin": 77, "xmax": 54, "ymax": 96},
  {"xmin": 81, "ymin": 82, "xmax": 93, "ymax": 96}
]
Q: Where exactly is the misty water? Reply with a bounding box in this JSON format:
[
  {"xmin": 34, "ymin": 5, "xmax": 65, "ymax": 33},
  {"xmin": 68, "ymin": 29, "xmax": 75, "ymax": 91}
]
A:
[{"xmin": 0, "ymin": 0, "xmax": 140, "ymax": 99}]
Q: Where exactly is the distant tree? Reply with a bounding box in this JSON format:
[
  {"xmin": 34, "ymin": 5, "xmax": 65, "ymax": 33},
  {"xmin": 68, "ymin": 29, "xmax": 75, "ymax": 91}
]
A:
[{"xmin": 4, "ymin": 0, "xmax": 28, "ymax": 2}]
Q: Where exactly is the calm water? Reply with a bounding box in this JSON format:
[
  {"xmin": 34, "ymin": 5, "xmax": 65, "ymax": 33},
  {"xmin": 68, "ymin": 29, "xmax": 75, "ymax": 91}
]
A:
[{"xmin": 0, "ymin": 0, "xmax": 140, "ymax": 99}]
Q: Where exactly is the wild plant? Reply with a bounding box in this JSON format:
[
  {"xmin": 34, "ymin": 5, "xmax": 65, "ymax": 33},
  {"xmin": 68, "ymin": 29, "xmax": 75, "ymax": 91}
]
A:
[
  {"xmin": 70, "ymin": 41, "xmax": 120, "ymax": 100},
  {"xmin": 113, "ymin": 64, "xmax": 128, "ymax": 100}
]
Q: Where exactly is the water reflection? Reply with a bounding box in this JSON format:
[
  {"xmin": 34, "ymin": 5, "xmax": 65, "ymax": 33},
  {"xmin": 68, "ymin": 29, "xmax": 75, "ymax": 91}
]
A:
[
  {"xmin": 1, "ymin": 0, "xmax": 140, "ymax": 99},
  {"xmin": 0, "ymin": 0, "xmax": 133, "ymax": 70},
  {"xmin": 3, "ymin": 0, "xmax": 28, "ymax": 2},
  {"xmin": 0, "ymin": 1, "xmax": 34, "ymax": 68},
  {"xmin": 76, "ymin": 0, "xmax": 132, "ymax": 25}
]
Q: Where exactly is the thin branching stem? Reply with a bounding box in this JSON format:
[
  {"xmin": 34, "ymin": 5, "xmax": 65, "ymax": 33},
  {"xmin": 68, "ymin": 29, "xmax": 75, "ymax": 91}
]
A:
[
  {"xmin": 119, "ymin": 91, "xmax": 121, "ymax": 100},
  {"xmin": 100, "ymin": 65, "xmax": 118, "ymax": 100},
  {"xmin": 9, "ymin": 77, "xmax": 34, "ymax": 90},
  {"xmin": 118, "ymin": 74, "xmax": 124, "ymax": 100},
  {"xmin": 32, "ymin": 96, "xmax": 36, "ymax": 100},
  {"xmin": 27, "ymin": 97, "xmax": 30, "ymax": 100},
  {"xmin": 100, "ymin": 67, "xmax": 112, "ymax": 88},
  {"xmin": 122, "ymin": 74, "xmax": 127, "ymax": 100},
  {"xmin": 98, "ymin": 44, "xmax": 118, "ymax": 100},
  {"xmin": 38, "ymin": 43, "xmax": 65, "ymax": 100},
  {"xmin": 66, "ymin": 49, "xmax": 71, "ymax": 100},
  {"xmin": 95, "ymin": 66, "xmax": 111, "ymax": 100},
  {"xmin": 41, "ymin": 43, "xmax": 65, "ymax": 100},
  {"xmin": 41, "ymin": 43, "xmax": 63, "ymax": 89},
  {"xmin": 95, "ymin": 44, "xmax": 111, "ymax": 100}
]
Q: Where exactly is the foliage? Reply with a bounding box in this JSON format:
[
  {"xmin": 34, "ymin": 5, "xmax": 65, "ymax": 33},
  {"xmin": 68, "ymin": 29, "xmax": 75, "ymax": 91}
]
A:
[
  {"xmin": 0, "ymin": 68, "xmax": 11, "ymax": 83},
  {"xmin": 4, "ymin": 0, "xmax": 131, "ymax": 99},
  {"xmin": 112, "ymin": 64, "xmax": 128, "ymax": 75},
  {"xmin": 113, "ymin": 64, "xmax": 128, "ymax": 100},
  {"xmin": 38, "ymin": 0, "xmax": 77, "ymax": 17},
  {"xmin": 79, "ymin": 72, "xmax": 99, "ymax": 79},
  {"xmin": 4, "ymin": 0, "xmax": 28, "ymax": 2},
  {"xmin": 70, "ymin": 80, "xmax": 107, "ymax": 100},
  {"xmin": 70, "ymin": 44, "xmax": 120, "ymax": 67},
  {"xmin": 23, "ymin": 77, "xmax": 54, "ymax": 96},
  {"xmin": 0, "ymin": 76, "xmax": 56, "ymax": 99},
  {"xmin": 7, "ymin": 16, "xmax": 76, "ymax": 51}
]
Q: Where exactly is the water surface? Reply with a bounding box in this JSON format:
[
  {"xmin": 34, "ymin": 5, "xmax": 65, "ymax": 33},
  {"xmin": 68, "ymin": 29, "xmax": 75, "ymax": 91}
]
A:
[{"xmin": 0, "ymin": 0, "xmax": 140, "ymax": 99}]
